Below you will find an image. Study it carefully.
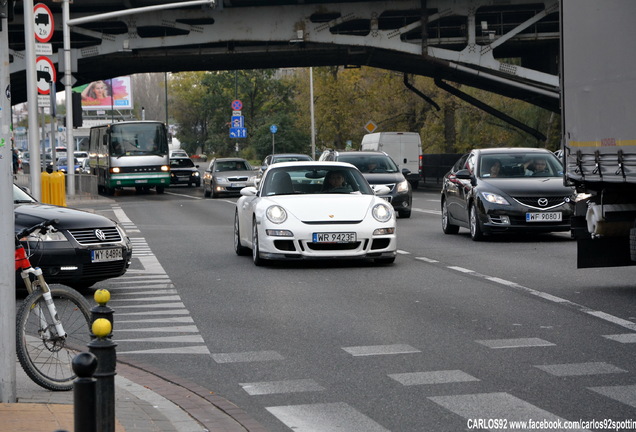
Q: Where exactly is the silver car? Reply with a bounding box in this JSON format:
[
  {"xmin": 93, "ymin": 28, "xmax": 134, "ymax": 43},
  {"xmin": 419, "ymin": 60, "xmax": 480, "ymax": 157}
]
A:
[{"xmin": 203, "ymin": 157, "xmax": 257, "ymax": 198}]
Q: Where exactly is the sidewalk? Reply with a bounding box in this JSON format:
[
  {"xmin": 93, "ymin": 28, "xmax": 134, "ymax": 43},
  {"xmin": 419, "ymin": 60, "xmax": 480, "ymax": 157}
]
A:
[
  {"xmin": 0, "ymin": 358, "xmax": 267, "ymax": 432},
  {"xmin": 3, "ymin": 196, "xmax": 267, "ymax": 432}
]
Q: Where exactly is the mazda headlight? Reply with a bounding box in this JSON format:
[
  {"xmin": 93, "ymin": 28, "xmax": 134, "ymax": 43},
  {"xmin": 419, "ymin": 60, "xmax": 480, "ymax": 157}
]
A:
[
  {"xmin": 26, "ymin": 229, "xmax": 67, "ymax": 242},
  {"xmin": 481, "ymin": 192, "xmax": 510, "ymax": 205},
  {"xmin": 266, "ymin": 205, "xmax": 287, "ymax": 224},
  {"xmin": 397, "ymin": 180, "xmax": 409, "ymax": 193},
  {"xmin": 372, "ymin": 203, "xmax": 393, "ymax": 222}
]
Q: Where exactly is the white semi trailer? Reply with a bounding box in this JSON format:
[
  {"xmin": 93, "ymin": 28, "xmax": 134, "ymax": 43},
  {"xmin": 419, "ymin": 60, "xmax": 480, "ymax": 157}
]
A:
[{"xmin": 561, "ymin": 0, "xmax": 636, "ymax": 268}]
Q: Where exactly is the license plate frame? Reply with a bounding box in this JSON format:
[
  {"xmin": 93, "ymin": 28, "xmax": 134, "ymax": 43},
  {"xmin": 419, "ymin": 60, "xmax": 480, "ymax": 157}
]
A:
[
  {"xmin": 91, "ymin": 248, "xmax": 124, "ymax": 263},
  {"xmin": 312, "ymin": 232, "xmax": 357, "ymax": 243},
  {"xmin": 526, "ymin": 212, "xmax": 562, "ymax": 222}
]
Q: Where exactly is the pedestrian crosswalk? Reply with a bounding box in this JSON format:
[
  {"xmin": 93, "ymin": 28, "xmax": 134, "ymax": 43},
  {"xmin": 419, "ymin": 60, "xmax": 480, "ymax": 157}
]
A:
[
  {"xmin": 96, "ymin": 207, "xmax": 210, "ymax": 356},
  {"xmin": 102, "ymin": 204, "xmax": 636, "ymax": 431}
]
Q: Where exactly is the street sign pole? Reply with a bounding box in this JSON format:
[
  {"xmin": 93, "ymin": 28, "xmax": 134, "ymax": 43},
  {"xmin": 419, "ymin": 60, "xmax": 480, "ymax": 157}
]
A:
[
  {"xmin": 0, "ymin": 5, "xmax": 17, "ymax": 404},
  {"xmin": 25, "ymin": 0, "xmax": 41, "ymax": 200},
  {"xmin": 62, "ymin": 0, "xmax": 74, "ymax": 196}
]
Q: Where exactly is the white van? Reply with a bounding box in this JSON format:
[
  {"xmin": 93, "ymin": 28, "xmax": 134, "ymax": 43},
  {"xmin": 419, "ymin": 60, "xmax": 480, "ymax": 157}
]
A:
[{"xmin": 360, "ymin": 132, "xmax": 422, "ymax": 187}]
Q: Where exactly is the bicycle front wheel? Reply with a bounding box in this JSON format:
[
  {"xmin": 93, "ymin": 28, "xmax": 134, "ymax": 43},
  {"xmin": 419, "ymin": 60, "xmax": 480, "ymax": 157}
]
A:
[{"xmin": 16, "ymin": 285, "xmax": 91, "ymax": 391}]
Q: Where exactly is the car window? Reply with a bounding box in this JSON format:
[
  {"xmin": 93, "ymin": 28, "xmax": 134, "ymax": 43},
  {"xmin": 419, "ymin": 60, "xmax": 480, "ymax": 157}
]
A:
[
  {"xmin": 215, "ymin": 161, "xmax": 249, "ymax": 171},
  {"xmin": 451, "ymin": 154, "xmax": 469, "ymax": 172},
  {"xmin": 13, "ymin": 184, "xmax": 37, "ymax": 203},
  {"xmin": 478, "ymin": 153, "xmax": 563, "ymax": 178},
  {"xmin": 261, "ymin": 166, "xmax": 373, "ymax": 196},
  {"xmin": 337, "ymin": 154, "xmax": 399, "ymax": 173},
  {"xmin": 170, "ymin": 158, "xmax": 195, "ymax": 168}
]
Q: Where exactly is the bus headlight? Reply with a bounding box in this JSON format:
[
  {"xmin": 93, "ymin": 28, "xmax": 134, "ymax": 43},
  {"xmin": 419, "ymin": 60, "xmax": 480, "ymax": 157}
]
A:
[{"xmin": 161, "ymin": 165, "xmax": 169, "ymax": 172}]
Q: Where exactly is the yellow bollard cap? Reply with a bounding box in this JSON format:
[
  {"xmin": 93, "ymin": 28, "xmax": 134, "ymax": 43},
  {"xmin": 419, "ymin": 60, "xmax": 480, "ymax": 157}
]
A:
[
  {"xmin": 92, "ymin": 318, "xmax": 112, "ymax": 338},
  {"xmin": 94, "ymin": 289, "xmax": 111, "ymax": 305}
]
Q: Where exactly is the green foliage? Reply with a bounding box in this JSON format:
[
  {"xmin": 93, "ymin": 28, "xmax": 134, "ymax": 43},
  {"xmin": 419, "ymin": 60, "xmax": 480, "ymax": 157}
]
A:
[{"xmin": 169, "ymin": 67, "xmax": 561, "ymax": 159}]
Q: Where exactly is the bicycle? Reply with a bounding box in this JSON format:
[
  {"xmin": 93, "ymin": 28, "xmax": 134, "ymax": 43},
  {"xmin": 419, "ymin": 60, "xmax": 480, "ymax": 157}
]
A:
[{"xmin": 15, "ymin": 219, "xmax": 92, "ymax": 391}]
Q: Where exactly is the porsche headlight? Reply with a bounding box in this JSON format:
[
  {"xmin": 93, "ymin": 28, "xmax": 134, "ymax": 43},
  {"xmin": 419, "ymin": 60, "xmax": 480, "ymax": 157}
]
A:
[
  {"xmin": 372, "ymin": 203, "xmax": 392, "ymax": 222},
  {"xmin": 481, "ymin": 192, "xmax": 510, "ymax": 205},
  {"xmin": 266, "ymin": 205, "xmax": 287, "ymax": 224},
  {"xmin": 397, "ymin": 180, "xmax": 409, "ymax": 193},
  {"xmin": 26, "ymin": 229, "xmax": 67, "ymax": 242}
]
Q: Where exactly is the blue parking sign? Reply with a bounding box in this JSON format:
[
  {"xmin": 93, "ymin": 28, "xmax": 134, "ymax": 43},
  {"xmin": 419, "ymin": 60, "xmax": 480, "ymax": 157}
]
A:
[{"xmin": 231, "ymin": 116, "xmax": 244, "ymax": 128}]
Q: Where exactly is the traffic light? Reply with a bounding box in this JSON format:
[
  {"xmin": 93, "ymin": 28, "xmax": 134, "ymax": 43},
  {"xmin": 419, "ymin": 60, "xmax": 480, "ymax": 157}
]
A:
[
  {"xmin": 63, "ymin": 93, "xmax": 84, "ymax": 128},
  {"xmin": 72, "ymin": 92, "xmax": 83, "ymax": 128}
]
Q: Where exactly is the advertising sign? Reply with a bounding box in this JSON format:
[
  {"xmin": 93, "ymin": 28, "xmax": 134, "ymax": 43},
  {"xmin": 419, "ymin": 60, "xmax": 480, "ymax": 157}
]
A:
[{"xmin": 75, "ymin": 76, "xmax": 134, "ymax": 110}]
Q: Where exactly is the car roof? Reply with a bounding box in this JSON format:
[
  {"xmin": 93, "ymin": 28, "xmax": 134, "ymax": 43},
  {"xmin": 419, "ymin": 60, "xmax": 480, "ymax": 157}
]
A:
[
  {"xmin": 474, "ymin": 147, "xmax": 554, "ymax": 155},
  {"xmin": 213, "ymin": 157, "xmax": 248, "ymax": 162},
  {"xmin": 336, "ymin": 150, "xmax": 390, "ymax": 157},
  {"xmin": 268, "ymin": 161, "xmax": 356, "ymax": 169},
  {"xmin": 270, "ymin": 153, "xmax": 312, "ymax": 158}
]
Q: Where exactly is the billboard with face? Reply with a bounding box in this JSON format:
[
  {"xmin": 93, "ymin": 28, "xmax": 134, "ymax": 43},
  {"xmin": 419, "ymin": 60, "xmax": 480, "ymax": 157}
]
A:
[{"xmin": 76, "ymin": 76, "xmax": 133, "ymax": 110}]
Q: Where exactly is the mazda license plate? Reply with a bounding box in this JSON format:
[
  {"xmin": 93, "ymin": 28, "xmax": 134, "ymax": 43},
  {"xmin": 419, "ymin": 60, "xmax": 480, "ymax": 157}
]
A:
[
  {"xmin": 91, "ymin": 248, "xmax": 123, "ymax": 263},
  {"xmin": 312, "ymin": 232, "xmax": 356, "ymax": 243},
  {"xmin": 526, "ymin": 212, "xmax": 562, "ymax": 222}
]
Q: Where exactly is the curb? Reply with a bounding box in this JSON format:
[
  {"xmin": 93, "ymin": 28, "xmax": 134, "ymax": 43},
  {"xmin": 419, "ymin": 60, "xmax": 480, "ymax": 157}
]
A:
[{"xmin": 117, "ymin": 360, "xmax": 268, "ymax": 432}]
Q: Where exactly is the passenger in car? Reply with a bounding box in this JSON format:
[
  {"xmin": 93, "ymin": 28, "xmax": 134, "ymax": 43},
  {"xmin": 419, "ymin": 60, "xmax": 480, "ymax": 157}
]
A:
[{"xmin": 524, "ymin": 158, "xmax": 549, "ymax": 176}]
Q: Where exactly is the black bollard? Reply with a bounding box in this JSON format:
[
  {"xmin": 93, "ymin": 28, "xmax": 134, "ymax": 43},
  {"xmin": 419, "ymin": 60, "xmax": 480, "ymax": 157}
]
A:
[
  {"xmin": 89, "ymin": 290, "xmax": 117, "ymax": 432},
  {"xmin": 72, "ymin": 352, "xmax": 98, "ymax": 432}
]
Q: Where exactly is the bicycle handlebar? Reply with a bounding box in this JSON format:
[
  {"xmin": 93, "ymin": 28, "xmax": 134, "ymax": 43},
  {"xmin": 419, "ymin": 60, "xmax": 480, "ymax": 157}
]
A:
[{"xmin": 16, "ymin": 219, "xmax": 59, "ymax": 243}]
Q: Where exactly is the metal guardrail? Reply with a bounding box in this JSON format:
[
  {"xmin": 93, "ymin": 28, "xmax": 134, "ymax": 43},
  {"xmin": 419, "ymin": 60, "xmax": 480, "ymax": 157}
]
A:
[{"xmin": 13, "ymin": 172, "xmax": 99, "ymax": 201}]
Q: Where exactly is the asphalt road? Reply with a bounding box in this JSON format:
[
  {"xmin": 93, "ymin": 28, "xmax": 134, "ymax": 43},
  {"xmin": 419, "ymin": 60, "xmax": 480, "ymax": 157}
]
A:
[{"xmin": 88, "ymin": 184, "xmax": 636, "ymax": 432}]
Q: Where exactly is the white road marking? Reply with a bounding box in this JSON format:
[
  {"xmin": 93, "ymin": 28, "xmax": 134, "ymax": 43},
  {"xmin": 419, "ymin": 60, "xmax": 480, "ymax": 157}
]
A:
[
  {"xmin": 211, "ymin": 351, "xmax": 285, "ymax": 363},
  {"xmin": 534, "ymin": 362, "xmax": 627, "ymax": 377},
  {"xmin": 476, "ymin": 338, "xmax": 556, "ymax": 349},
  {"xmin": 266, "ymin": 402, "xmax": 390, "ymax": 432},
  {"xmin": 603, "ymin": 333, "xmax": 636, "ymax": 343},
  {"xmin": 388, "ymin": 370, "xmax": 480, "ymax": 386},
  {"xmin": 119, "ymin": 346, "xmax": 211, "ymax": 355},
  {"xmin": 429, "ymin": 392, "xmax": 589, "ymax": 431},
  {"xmin": 117, "ymin": 325, "xmax": 200, "ymax": 333},
  {"xmin": 342, "ymin": 344, "xmax": 420, "ymax": 356},
  {"xmin": 240, "ymin": 379, "xmax": 325, "ymax": 396},
  {"xmin": 164, "ymin": 190, "xmax": 202, "ymax": 199},
  {"xmin": 589, "ymin": 384, "xmax": 636, "ymax": 408}
]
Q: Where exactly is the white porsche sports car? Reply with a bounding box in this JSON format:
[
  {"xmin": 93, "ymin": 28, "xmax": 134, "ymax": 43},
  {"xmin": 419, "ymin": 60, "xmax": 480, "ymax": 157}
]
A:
[{"xmin": 234, "ymin": 161, "xmax": 397, "ymax": 266}]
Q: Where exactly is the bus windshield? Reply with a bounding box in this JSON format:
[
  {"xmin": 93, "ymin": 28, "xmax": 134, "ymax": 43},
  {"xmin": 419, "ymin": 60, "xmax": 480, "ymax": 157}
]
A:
[{"xmin": 110, "ymin": 123, "xmax": 168, "ymax": 157}]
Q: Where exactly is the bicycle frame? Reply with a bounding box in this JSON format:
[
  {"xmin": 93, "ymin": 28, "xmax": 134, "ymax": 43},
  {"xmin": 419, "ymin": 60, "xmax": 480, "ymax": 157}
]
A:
[{"xmin": 15, "ymin": 226, "xmax": 67, "ymax": 341}]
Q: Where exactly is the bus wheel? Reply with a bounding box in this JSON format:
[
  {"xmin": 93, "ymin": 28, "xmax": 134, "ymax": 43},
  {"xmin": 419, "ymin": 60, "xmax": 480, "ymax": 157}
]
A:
[
  {"xmin": 135, "ymin": 186, "xmax": 143, "ymax": 193},
  {"xmin": 156, "ymin": 186, "xmax": 165, "ymax": 194}
]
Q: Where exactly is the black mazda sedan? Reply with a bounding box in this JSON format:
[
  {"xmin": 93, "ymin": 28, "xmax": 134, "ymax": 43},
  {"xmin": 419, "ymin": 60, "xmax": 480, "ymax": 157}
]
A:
[
  {"xmin": 441, "ymin": 148, "xmax": 575, "ymax": 240},
  {"xmin": 14, "ymin": 184, "xmax": 133, "ymax": 291}
]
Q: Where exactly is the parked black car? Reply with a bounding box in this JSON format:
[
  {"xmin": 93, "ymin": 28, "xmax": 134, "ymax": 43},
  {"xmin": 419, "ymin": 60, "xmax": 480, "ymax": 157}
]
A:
[
  {"xmin": 319, "ymin": 150, "xmax": 412, "ymax": 218},
  {"xmin": 440, "ymin": 148, "xmax": 575, "ymax": 240},
  {"xmin": 169, "ymin": 157, "xmax": 201, "ymax": 187},
  {"xmin": 14, "ymin": 184, "xmax": 133, "ymax": 291}
]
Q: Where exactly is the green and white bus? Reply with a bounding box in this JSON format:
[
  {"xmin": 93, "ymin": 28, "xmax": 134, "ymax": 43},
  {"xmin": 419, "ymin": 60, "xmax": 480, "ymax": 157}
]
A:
[{"xmin": 88, "ymin": 121, "xmax": 170, "ymax": 194}]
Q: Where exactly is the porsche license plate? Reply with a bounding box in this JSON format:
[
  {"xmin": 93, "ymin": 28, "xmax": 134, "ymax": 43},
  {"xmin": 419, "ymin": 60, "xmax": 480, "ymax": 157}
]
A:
[
  {"xmin": 312, "ymin": 232, "xmax": 356, "ymax": 243},
  {"xmin": 91, "ymin": 248, "xmax": 123, "ymax": 263},
  {"xmin": 526, "ymin": 212, "xmax": 562, "ymax": 222}
]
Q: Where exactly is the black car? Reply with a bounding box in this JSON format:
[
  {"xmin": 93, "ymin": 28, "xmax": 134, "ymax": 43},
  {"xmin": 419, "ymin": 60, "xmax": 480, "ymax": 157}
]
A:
[
  {"xmin": 441, "ymin": 148, "xmax": 575, "ymax": 240},
  {"xmin": 169, "ymin": 157, "xmax": 201, "ymax": 187},
  {"xmin": 319, "ymin": 150, "xmax": 412, "ymax": 218},
  {"xmin": 258, "ymin": 153, "xmax": 313, "ymax": 177},
  {"xmin": 14, "ymin": 184, "xmax": 133, "ymax": 291}
]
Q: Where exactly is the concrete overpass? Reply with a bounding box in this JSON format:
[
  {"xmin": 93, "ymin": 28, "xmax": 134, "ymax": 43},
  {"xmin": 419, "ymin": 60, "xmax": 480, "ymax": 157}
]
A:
[{"xmin": 7, "ymin": 0, "xmax": 560, "ymax": 112}]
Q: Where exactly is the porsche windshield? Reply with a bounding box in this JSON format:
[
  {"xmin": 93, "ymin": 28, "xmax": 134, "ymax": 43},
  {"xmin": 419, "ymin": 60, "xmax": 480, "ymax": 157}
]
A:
[{"xmin": 262, "ymin": 166, "xmax": 374, "ymax": 196}]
